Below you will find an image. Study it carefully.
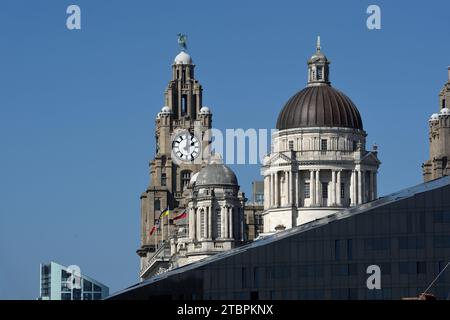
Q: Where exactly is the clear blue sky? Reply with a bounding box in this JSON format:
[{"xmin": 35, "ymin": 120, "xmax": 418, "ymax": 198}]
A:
[{"xmin": 1, "ymin": 0, "xmax": 449, "ymax": 299}]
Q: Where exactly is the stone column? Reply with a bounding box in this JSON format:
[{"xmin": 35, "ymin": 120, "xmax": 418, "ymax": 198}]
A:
[
  {"xmin": 274, "ymin": 172, "xmax": 278, "ymax": 207},
  {"xmin": 295, "ymin": 171, "xmax": 300, "ymax": 206},
  {"xmin": 224, "ymin": 206, "xmax": 229, "ymax": 238},
  {"xmin": 331, "ymin": 170, "xmax": 336, "ymax": 205},
  {"xmin": 287, "ymin": 171, "xmax": 291, "ymax": 205},
  {"xmin": 197, "ymin": 208, "xmax": 202, "ymax": 240},
  {"xmin": 221, "ymin": 206, "xmax": 226, "ymax": 238},
  {"xmin": 373, "ymin": 172, "xmax": 378, "ymax": 199},
  {"xmin": 358, "ymin": 170, "xmax": 363, "ymax": 204},
  {"xmin": 370, "ymin": 171, "xmax": 375, "ymax": 201},
  {"xmin": 270, "ymin": 173, "xmax": 274, "ymax": 207},
  {"xmin": 316, "ymin": 170, "xmax": 321, "ymax": 206},
  {"xmin": 336, "ymin": 170, "xmax": 342, "ymax": 206},
  {"xmin": 310, "ymin": 170, "xmax": 315, "ymax": 206},
  {"xmin": 350, "ymin": 170, "xmax": 356, "ymax": 206},
  {"xmin": 229, "ymin": 207, "xmax": 233, "ymax": 239},
  {"xmin": 207, "ymin": 206, "xmax": 212, "ymax": 239},
  {"xmin": 189, "ymin": 206, "xmax": 195, "ymax": 240}
]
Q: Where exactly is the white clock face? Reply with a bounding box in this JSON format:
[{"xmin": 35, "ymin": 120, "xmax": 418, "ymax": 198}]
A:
[{"xmin": 172, "ymin": 132, "xmax": 200, "ymax": 162}]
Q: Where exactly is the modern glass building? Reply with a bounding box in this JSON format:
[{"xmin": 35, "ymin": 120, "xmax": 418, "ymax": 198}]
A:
[
  {"xmin": 38, "ymin": 261, "xmax": 109, "ymax": 300},
  {"xmin": 109, "ymin": 177, "xmax": 450, "ymax": 300}
]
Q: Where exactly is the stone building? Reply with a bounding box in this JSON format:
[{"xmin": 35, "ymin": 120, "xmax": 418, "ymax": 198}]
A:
[
  {"xmin": 170, "ymin": 156, "xmax": 246, "ymax": 268},
  {"xmin": 423, "ymin": 67, "xmax": 450, "ymax": 182},
  {"xmin": 137, "ymin": 47, "xmax": 213, "ymax": 278},
  {"xmin": 137, "ymin": 42, "xmax": 247, "ymax": 279},
  {"xmin": 244, "ymin": 181, "xmax": 264, "ymax": 241},
  {"xmin": 261, "ymin": 38, "xmax": 381, "ymax": 233}
]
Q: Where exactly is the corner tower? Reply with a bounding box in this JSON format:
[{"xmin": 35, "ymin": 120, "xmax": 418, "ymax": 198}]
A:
[{"xmin": 423, "ymin": 67, "xmax": 450, "ymax": 181}]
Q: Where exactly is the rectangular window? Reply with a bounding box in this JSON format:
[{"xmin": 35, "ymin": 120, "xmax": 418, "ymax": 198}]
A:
[
  {"xmin": 347, "ymin": 239, "xmax": 353, "ymax": 260},
  {"xmin": 288, "ymin": 140, "xmax": 294, "ymax": 150},
  {"xmin": 154, "ymin": 199, "xmax": 161, "ymax": 211},
  {"xmin": 304, "ymin": 182, "xmax": 310, "ymax": 198},
  {"xmin": 317, "ymin": 66, "xmax": 323, "ymax": 80},
  {"xmin": 161, "ymin": 173, "xmax": 167, "ymax": 186},
  {"xmin": 322, "ymin": 182, "xmax": 328, "ymax": 199},
  {"xmin": 417, "ymin": 262, "xmax": 427, "ymax": 274},
  {"xmin": 200, "ymin": 210, "xmax": 205, "ymax": 238},
  {"xmin": 435, "ymin": 235, "xmax": 450, "ymax": 248},
  {"xmin": 321, "ymin": 139, "xmax": 327, "ymax": 155},
  {"xmin": 335, "ymin": 240, "xmax": 341, "ymax": 261},
  {"xmin": 216, "ymin": 209, "xmax": 222, "ymax": 238},
  {"xmin": 321, "ymin": 139, "xmax": 328, "ymax": 151},
  {"xmin": 341, "ymin": 183, "xmax": 345, "ymax": 199}
]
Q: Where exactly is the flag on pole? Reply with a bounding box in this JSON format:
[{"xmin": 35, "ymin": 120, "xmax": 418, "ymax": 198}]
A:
[
  {"xmin": 160, "ymin": 207, "xmax": 170, "ymax": 218},
  {"xmin": 173, "ymin": 210, "xmax": 187, "ymax": 221}
]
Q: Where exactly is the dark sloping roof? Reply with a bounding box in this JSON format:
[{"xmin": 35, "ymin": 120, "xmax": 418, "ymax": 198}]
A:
[
  {"xmin": 276, "ymin": 85, "xmax": 363, "ymax": 130},
  {"xmin": 107, "ymin": 176, "xmax": 450, "ymax": 299}
]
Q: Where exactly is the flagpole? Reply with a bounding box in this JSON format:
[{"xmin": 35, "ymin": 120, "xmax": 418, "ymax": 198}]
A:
[{"xmin": 154, "ymin": 225, "xmax": 157, "ymax": 252}]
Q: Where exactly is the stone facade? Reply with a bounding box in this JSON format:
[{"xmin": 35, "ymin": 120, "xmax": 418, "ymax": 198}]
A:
[{"xmin": 423, "ymin": 67, "xmax": 450, "ymax": 182}]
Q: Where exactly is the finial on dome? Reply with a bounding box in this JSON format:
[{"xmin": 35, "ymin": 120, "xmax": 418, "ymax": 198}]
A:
[{"xmin": 316, "ymin": 35, "xmax": 321, "ymax": 52}]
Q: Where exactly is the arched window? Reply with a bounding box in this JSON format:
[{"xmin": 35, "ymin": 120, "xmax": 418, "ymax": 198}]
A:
[{"xmin": 216, "ymin": 208, "xmax": 222, "ymax": 238}]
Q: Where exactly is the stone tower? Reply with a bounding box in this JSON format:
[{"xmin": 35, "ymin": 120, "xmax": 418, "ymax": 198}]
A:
[
  {"xmin": 423, "ymin": 67, "xmax": 450, "ymax": 182},
  {"xmin": 137, "ymin": 43, "xmax": 213, "ymax": 277}
]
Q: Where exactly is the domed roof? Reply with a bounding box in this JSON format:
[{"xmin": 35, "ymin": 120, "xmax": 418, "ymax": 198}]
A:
[
  {"xmin": 276, "ymin": 85, "xmax": 363, "ymax": 130},
  {"xmin": 196, "ymin": 164, "xmax": 238, "ymax": 187},
  {"xmin": 440, "ymin": 107, "xmax": 450, "ymax": 115},
  {"xmin": 161, "ymin": 106, "xmax": 171, "ymax": 113},
  {"xmin": 200, "ymin": 106, "xmax": 211, "ymax": 114},
  {"xmin": 174, "ymin": 51, "xmax": 192, "ymax": 65},
  {"xmin": 430, "ymin": 113, "xmax": 440, "ymax": 121}
]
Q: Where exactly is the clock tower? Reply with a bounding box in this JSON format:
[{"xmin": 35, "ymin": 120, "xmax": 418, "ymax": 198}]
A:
[{"xmin": 137, "ymin": 38, "xmax": 212, "ymax": 277}]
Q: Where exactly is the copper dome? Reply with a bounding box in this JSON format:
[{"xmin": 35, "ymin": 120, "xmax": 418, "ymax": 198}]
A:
[{"xmin": 276, "ymin": 85, "xmax": 363, "ymax": 131}]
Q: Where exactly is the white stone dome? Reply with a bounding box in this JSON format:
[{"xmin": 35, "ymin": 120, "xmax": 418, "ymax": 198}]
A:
[
  {"xmin": 440, "ymin": 108, "xmax": 450, "ymax": 116},
  {"xmin": 174, "ymin": 51, "xmax": 192, "ymax": 65},
  {"xmin": 161, "ymin": 106, "xmax": 171, "ymax": 114},
  {"xmin": 430, "ymin": 113, "xmax": 439, "ymax": 121},
  {"xmin": 200, "ymin": 106, "xmax": 211, "ymax": 114}
]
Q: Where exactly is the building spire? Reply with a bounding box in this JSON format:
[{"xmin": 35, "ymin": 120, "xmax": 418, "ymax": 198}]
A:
[{"xmin": 316, "ymin": 35, "xmax": 321, "ymax": 52}]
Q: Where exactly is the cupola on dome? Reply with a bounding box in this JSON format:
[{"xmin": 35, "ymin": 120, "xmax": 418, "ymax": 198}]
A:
[{"xmin": 276, "ymin": 37, "xmax": 363, "ymax": 131}]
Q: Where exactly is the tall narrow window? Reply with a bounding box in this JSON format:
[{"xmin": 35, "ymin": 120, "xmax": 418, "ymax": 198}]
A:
[
  {"xmin": 352, "ymin": 140, "xmax": 357, "ymax": 151},
  {"xmin": 321, "ymin": 139, "xmax": 328, "ymax": 153},
  {"xmin": 181, "ymin": 170, "xmax": 191, "ymax": 190},
  {"xmin": 200, "ymin": 209, "xmax": 205, "ymax": 238},
  {"xmin": 182, "ymin": 95, "xmax": 187, "ymax": 114},
  {"xmin": 322, "ymin": 182, "xmax": 328, "ymax": 199},
  {"xmin": 288, "ymin": 140, "xmax": 294, "ymax": 150},
  {"xmin": 216, "ymin": 208, "xmax": 222, "ymax": 238},
  {"xmin": 317, "ymin": 66, "xmax": 323, "ymax": 80},
  {"xmin": 341, "ymin": 183, "xmax": 345, "ymax": 199},
  {"xmin": 154, "ymin": 199, "xmax": 161, "ymax": 211},
  {"xmin": 161, "ymin": 173, "xmax": 167, "ymax": 186},
  {"xmin": 304, "ymin": 182, "xmax": 310, "ymax": 198}
]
